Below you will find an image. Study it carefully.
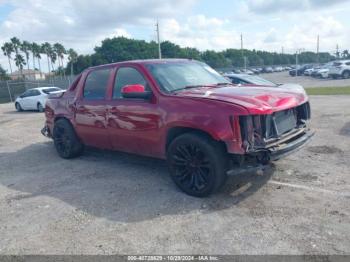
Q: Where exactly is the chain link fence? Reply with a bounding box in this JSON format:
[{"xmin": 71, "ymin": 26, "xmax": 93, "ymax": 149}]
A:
[{"xmin": 0, "ymin": 76, "xmax": 76, "ymax": 104}]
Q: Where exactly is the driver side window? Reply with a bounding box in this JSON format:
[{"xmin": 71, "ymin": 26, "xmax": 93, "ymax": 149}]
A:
[
  {"xmin": 113, "ymin": 67, "xmax": 149, "ymax": 99},
  {"xmin": 21, "ymin": 90, "xmax": 31, "ymax": 98}
]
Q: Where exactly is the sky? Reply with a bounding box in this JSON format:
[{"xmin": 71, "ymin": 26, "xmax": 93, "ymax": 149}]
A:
[{"xmin": 0, "ymin": 0, "xmax": 350, "ymax": 72}]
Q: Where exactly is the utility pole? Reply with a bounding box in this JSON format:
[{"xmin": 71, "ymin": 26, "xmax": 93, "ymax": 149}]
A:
[
  {"xmin": 316, "ymin": 35, "xmax": 319, "ymax": 63},
  {"xmin": 295, "ymin": 51, "xmax": 298, "ymax": 76},
  {"xmin": 156, "ymin": 20, "xmax": 162, "ymax": 59},
  {"xmin": 336, "ymin": 43, "xmax": 339, "ymax": 59},
  {"xmin": 281, "ymin": 46, "xmax": 284, "ymax": 55},
  {"xmin": 295, "ymin": 48, "xmax": 304, "ymax": 76},
  {"xmin": 241, "ymin": 33, "xmax": 246, "ymax": 70}
]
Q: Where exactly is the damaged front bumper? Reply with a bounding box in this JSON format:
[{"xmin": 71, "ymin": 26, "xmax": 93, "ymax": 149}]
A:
[
  {"xmin": 262, "ymin": 129, "xmax": 314, "ymax": 161},
  {"xmin": 227, "ymin": 129, "xmax": 314, "ymax": 176}
]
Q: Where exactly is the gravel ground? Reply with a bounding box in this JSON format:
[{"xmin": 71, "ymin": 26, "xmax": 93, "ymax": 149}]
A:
[
  {"xmin": 261, "ymin": 71, "xmax": 350, "ymax": 88},
  {"xmin": 0, "ymin": 97, "xmax": 350, "ymax": 255}
]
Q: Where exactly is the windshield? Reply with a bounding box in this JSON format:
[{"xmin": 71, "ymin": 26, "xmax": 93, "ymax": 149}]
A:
[
  {"xmin": 42, "ymin": 88, "xmax": 61, "ymax": 94},
  {"xmin": 241, "ymin": 75, "xmax": 277, "ymax": 86},
  {"xmin": 145, "ymin": 61, "xmax": 230, "ymax": 93}
]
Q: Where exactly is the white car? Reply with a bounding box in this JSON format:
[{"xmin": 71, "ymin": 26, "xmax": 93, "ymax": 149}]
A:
[
  {"xmin": 15, "ymin": 87, "xmax": 62, "ymax": 112},
  {"xmin": 303, "ymin": 68, "xmax": 313, "ymax": 76},
  {"xmin": 314, "ymin": 68, "xmax": 330, "ymax": 78},
  {"xmin": 329, "ymin": 60, "xmax": 350, "ymax": 79}
]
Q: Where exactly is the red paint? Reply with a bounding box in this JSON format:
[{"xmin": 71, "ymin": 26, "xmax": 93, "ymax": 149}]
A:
[
  {"xmin": 122, "ymin": 84, "xmax": 146, "ymax": 94},
  {"xmin": 44, "ymin": 59, "xmax": 310, "ymax": 159}
]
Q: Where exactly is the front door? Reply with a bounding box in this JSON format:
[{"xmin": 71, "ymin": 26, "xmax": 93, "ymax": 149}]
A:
[
  {"xmin": 106, "ymin": 66, "xmax": 162, "ymax": 157},
  {"xmin": 74, "ymin": 67, "xmax": 113, "ymax": 149},
  {"xmin": 28, "ymin": 89, "xmax": 41, "ymax": 109},
  {"xmin": 19, "ymin": 90, "xmax": 31, "ymax": 109}
]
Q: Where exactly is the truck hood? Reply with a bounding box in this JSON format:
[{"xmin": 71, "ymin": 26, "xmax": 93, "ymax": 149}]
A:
[{"xmin": 175, "ymin": 85, "xmax": 308, "ymax": 114}]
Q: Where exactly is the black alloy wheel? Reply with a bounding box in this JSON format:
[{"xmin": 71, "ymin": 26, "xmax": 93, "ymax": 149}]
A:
[
  {"xmin": 167, "ymin": 133, "xmax": 227, "ymax": 197},
  {"xmin": 53, "ymin": 119, "xmax": 84, "ymax": 159}
]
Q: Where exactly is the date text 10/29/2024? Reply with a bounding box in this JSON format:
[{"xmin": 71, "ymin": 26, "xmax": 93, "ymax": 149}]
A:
[{"xmin": 127, "ymin": 255, "xmax": 219, "ymax": 261}]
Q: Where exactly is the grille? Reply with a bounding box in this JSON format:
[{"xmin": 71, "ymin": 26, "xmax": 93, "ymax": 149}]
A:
[{"xmin": 239, "ymin": 102, "xmax": 310, "ymax": 149}]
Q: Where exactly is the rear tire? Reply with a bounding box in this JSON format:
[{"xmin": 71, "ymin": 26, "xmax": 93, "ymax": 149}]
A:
[
  {"xmin": 15, "ymin": 102, "xmax": 22, "ymax": 112},
  {"xmin": 53, "ymin": 119, "xmax": 84, "ymax": 159},
  {"xmin": 37, "ymin": 103, "xmax": 44, "ymax": 112},
  {"xmin": 342, "ymin": 71, "xmax": 350, "ymax": 79},
  {"xmin": 167, "ymin": 133, "xmax": 228, "ymax": 197}
]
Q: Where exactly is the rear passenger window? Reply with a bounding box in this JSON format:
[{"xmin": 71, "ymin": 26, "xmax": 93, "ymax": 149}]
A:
[{"xmin": 84, "ymin": 68, "xmax": 111, "ymax": 100}]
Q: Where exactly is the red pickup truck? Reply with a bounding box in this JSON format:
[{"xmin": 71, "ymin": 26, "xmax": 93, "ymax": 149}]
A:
[{"xmin": 42, "ymin": 59, "xmax": 312, "ymax": 197}]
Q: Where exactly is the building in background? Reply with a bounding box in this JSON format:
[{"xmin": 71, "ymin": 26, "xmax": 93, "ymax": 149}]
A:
[{"xmin": 10, "ymin": 69, "xmax": 46, "ymax": 81}]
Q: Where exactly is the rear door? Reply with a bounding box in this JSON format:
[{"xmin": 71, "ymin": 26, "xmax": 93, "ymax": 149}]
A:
[
  {"xmin": 105, "ymin": 65, "xmax": 162, "ymax": 157},
  {"xmin": 74, "ymin": 67, "xmax": 113, "ymax": 149}
]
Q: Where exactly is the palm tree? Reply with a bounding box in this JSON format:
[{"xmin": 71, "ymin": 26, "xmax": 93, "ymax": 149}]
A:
[
  {"xmin": 67, "ymin": 48, "xmax": 78, "ymax": 77},
  {"xmin": 31, "ymin": 42, "xmax": 37, "ymax": 71},
  {"xmin": 37, "ymin": 44, "xmax": 43, "ymax": 72},
  {"xmin": 21, "ymin": 40, "xmax": 31, "ymax": 71},
  {"xmin": 53, "ymin": 43, "xmax": 66, "ymax": 78},
  {"xmin": 14, "ymin": 53, "xmax": 26, "ymax": 78},
  {"xmin": 41, "ymin": 42, "xmax": 52, "ymax": 74},
  {"xmin": 10, "ymin": 37, "xmax": 21, "ymax": 55},
  {"xmin": 1, "ymin": 42, "xmax": 14, "ymax": 74},
  {"xmin": 50, "ymin": 50, "xmax": 57, "ymax": 72}
]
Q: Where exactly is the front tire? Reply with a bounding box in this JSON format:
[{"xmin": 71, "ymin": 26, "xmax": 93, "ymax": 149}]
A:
[
  {"xmin": 167, "ymin": 133, "xmax": 228, "ymax": 197},
  {"xmin": 15, "ymin": 102, "xmax": 22, "ymax": 112},
  {"xmin": 53, "ymin": 119, "xmax": 84, "ymax": 159}
]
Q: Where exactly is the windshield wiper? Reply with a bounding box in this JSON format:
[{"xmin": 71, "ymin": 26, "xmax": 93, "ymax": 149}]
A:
[
  {"xmin": 171, "ymin": 83, "xmax": 231, "ymax": 93},
  {"xmin": 184, "ymin": 84, "xmax": 216, "ymax": 89},
  {"xmin": 171, "ymin": 85, "xmax": 214, "ymax": 93},
  {"xmin": 215, "ymin": 82, "xmax": 233, "ymax": 86}
]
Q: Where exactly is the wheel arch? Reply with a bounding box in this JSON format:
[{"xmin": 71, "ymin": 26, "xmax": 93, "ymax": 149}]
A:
[
  {"xmin": 165, "ymin": 126, "xmax": 227, "ymax": 153},
  {"xmin": 53, "ymin": 116, "xmax": 75, "ymax": 129}
]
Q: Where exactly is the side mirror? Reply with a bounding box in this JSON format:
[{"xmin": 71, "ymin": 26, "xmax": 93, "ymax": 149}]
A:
[{"xmin": 121, "ymin": 84, "xmax": 152, "ymax": 99}]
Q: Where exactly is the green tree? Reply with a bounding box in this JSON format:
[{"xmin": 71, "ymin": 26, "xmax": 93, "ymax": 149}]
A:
[
  {"xmin": 49, "ymin": 50, "xmax": 57, "ymax": 71},
  {"xmin": 201, "ymin": 50, "xmax": 229, "ymax": 68},
  {"xmin": 10, "ymin": 37, "xmax": 21, "ymax": 55},
  {"xmin": 41, "ymin": 42, "xmax": 52, "ymax": 73},
  {"xmin": 67, "ymin": 48, "xmax": 78, "ymax": 76},
  {"xmin": 161, "ymin": 41, "xmax": 183, "ymax": 58},
  {"xmin": 32, "ymin": 42, "xmax": 42, "ymax": 73},
  {"xmin": 1, "ymin": 42, "xmax": 14, "ymax": 74},
  {"xmin": 14, "ymin": 53, "xmax": 26, "ymax": 77},
  {"xmin": 0, "ymin": 65, "xmax": 10, "ymax": 80},
  {"xmin": 21, "ymin": 40, "xmax": 31, "ymax": 70},
  {"xmin": 53, "ymin": 43, "xmax": 66, "ymax": 77}
]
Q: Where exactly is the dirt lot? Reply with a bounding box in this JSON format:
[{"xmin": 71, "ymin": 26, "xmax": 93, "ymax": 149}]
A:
[
  {"xmin": 0, "ymin": 97, "xmax": 350, "ymax": 255},
  {"xmin": 262, "ymin": 71, "xmax": 350, "ymax": 88}
]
